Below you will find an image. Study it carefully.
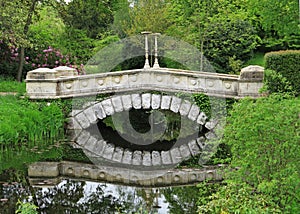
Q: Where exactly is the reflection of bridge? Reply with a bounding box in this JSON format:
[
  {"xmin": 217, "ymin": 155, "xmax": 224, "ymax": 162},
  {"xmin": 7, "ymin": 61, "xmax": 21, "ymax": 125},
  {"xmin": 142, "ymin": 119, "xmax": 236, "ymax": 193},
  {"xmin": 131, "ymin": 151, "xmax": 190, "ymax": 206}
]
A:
[
  {"xmin": 25, "ymin": 65, "xmax": 264, "ymax": 99},
  {"xmin": 28, "ymin": 161, "xmax": 224, "ymax": 187}
]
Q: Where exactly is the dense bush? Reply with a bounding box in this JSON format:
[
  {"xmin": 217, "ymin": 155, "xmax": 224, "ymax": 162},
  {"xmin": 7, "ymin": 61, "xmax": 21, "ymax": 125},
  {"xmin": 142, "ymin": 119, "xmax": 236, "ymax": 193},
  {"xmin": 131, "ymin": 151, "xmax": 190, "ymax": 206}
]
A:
[
  {"xmin": 220, "ymin": 95, "xmax": 300, "ymax": 213},
  {"xmin": 261, "ymin": 69, "xmax": 295, "ymax": 94},
  {"xmin": 265, "ymin": 50, "xmax": 300, "ymax": 94},
  {"xmin": 198, "ymin": 182, "xmax": 282, "ymax": 213},
  {"xmin": 203, "ymin": 18, "xmax": 258, "ymax": 73}
]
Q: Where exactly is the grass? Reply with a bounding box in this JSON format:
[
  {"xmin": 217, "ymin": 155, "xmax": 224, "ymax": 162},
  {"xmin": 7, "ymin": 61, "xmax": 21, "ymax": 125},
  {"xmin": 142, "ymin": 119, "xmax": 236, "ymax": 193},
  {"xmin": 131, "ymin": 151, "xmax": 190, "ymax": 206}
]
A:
[
  {"xmin": 0, "ymin": 77, "xmax": 26, "ymax": 93},
  {"xmin": 245, "ymin": 52, "xmax": 265, "ymax": 67}
]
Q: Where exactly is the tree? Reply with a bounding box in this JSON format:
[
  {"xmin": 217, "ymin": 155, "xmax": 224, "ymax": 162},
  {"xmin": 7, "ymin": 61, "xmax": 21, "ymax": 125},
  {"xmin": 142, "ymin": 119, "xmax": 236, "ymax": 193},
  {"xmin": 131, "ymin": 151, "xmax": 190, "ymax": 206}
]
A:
[
  {"xmin": 116, "ymin": 0, "xmax": 171, "ymax": 36},
  {"xmin": 61, "ymin": 0, "xmax": 117, "ymax": 39},
  {"xmin": 245, "ymin": 0, "xmax": 300, "ymax": 49},
  {"xmin": 167, "ymin": 0, "xmax": 258, "ymax": 73}
]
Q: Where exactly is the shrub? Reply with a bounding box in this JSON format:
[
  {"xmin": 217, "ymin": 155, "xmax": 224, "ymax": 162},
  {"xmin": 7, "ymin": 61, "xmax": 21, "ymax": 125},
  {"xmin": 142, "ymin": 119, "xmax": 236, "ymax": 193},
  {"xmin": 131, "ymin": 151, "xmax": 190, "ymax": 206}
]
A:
[
  {"xmin": 265, "ymin": 50, "xmax": 300, "ymax": 94},
  {"xmin": 24, "ymin": 46, "xmax": 84, "ymax": 74},
  {"xmin": 198, "ymin": 182, "xmax": 282, "ymax": 213},
  {"xmin": 222, "ymin": 95, "xmax": 300, "ymax": 213},
  {"xmin": 261, "ymin": 69, "xmax": 294, "ymax": 94}
]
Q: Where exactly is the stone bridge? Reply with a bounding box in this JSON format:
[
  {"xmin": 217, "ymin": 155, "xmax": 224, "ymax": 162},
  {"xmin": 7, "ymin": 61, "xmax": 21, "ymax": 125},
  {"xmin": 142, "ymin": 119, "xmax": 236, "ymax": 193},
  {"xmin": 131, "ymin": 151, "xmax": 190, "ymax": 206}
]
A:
[
  {"xmin": 25, "ymin": 65, "xmax": 264, "ymax": 173},
  {"xmin": 25, "ymin": 65, "xmax": 264, "ymax": 99}
]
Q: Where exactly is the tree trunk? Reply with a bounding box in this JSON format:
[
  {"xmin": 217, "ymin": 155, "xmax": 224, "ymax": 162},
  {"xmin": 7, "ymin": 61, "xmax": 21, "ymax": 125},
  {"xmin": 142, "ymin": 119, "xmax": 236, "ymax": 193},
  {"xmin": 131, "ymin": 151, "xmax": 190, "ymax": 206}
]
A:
[
  {"xmin": 16, "ymin": 0, "xmax": 38, "ymax": 82},
  {"xmin": 17, "ymin": 47, "xmax": 25, "ymax": 82}
]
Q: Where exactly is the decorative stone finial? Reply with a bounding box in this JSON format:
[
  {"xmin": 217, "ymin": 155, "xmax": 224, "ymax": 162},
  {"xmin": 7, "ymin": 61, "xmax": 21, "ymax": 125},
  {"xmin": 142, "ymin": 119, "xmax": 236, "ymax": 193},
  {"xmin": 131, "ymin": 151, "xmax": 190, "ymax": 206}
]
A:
[
  {"xmin": 141, "ymin": 31, "xmax": 152, "ymax": 69},
  {"xmin": 153, "ymin": 33, "xmax": 161, "ymax": 69}
]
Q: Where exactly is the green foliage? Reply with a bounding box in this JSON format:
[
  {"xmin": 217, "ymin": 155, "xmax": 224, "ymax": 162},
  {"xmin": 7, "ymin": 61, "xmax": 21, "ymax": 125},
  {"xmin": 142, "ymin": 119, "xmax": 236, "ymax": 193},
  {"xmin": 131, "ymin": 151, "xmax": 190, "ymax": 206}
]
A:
[
  {"xmin": 16, "ymin": 200, "xmax": 38, "ymax": 214},
  {"xmin": 0, "ymin": 77, "xmax": 26, "ymax": 93},
  {"xmin": 222, "ymin": 95, "xmax": 300, "ymax": 212},
  {"xmin": 246, "ymin": 0, "xmax": 300, "ymax": 49},
  {"xmin": 245, "ymin": 52, "xmax": 265, "ymax": 67},
  {"xmin": 62, "ymin": 0, "xmax": 116, "ymax": 39},
  {"xmin": 28, "ymin": 6, "xmax": 65, "ymax": 51},
  {"xmin": 198, "ymin": 182, "xmax": 282, "ymax": 213},
  {"xmin": 261, "ymin": 69, "xmax": 295, "ymax": 94},
  {"xmin": 265, "ymin": 50, "xmax": 300, "ymax": 94},
  {"xmin": 115, "ymin": 0, "xmax": 171, "ymax": 36},
  {"xmin": 203, "ymin": 18, "xmax": 258, "ymax": 73},
  {"xmin": 0, "ymin": 96, "xmax": 65, "ymax": 145}
]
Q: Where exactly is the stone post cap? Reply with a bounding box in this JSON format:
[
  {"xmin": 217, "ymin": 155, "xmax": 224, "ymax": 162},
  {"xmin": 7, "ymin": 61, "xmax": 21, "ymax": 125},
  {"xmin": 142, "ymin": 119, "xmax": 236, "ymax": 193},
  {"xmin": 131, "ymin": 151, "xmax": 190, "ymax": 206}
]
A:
[
  {"xmin": 54, "ymin": 66, "xmax": 78, "ymax": 77},
  {"xmin": 239, "ymin": 65, "xmax": 264, "ymax": 81},
  {"xmin": 26, "ymin": 66, "xmax": 78, "ymax": 80}
]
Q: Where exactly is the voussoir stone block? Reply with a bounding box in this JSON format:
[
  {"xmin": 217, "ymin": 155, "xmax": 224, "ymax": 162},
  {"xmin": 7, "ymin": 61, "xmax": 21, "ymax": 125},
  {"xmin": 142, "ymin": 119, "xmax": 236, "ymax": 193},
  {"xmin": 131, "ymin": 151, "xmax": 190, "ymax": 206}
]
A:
[
  {"xmin": 83, "ymin": 135, "xmax": 98, "ymax": 153},
  {"xmin": 101, "ymin": 99, "xmax": 115, "ymax": 116},
  {"xmin": 205, "ymin": 119, "xmax": 218, "ymax": 130},
  {"xmin": 112, "ymin": 147, "xmax": 124, "ymax": 162},
  {"xmin": 161, "ymin": 150, "xmax": 172, "ymax": 165},
  {"xmin": 122, "ymin": 149, "xmax": 133, "ymax": 164},
  {"xmin": 188, "ymin": 104, "xmax": 200, "ymax": 121},
  {"xmin": 131, "ymin": 94, "xmax": 142, "ymax": 109},
  {"xmin": 170, "ymin": 147, "xmax": 182, "ymax": 164},
  {"xmin": 121, "ymin": 94, "xmax": 132, "ymax": 111},
  {"xmin": 75, "ymin": 130, "xmax": 90, "ymax": 146},
  {"xmin": 197, "ymin": 137, "xmax": 206, "ymax": 149},
  {"xmin": 83, "ymin": 106, "xmax": 97, "ymax": 124},
  {"xmin": 142, "ymin": 151, "xmax": 152, "ymax": 166},
  {"xmin": 179, "ymin": 144, "xmax": 191, "ymax": 159},
  {"xmin": 151, "ymin": 94, "xmax": 161, "ymax": 109},
  {"xmin": 179, "ymin": 100, "xmax": 192, "ymax": 116},
  {"xmin": 161, "ymin": 95, "xmax": 172, "ymax": 110},
  {"xmin": 170, "ymin": 96, "xmax": 182, "ymax": 113},
  {"xmin": 92, "ymin": 140, "xmax": 106, "ymax": 156},
  {"xmin": 152, "ymin": 151, "xmax": 161, "ymax": 166},
  {"xmin": 132, "ymin": 150, "xmax": 142, "ymax": 165},
  {"xmin": 75, "ymin": 112, "xmax": 90, "ymax": 129},
  {"xmin": 102, "ymin": 143, "xmax": 115, "ymax": 160},
  {"xmin": 93, "ymin": 102, "xmax": 106, "ymax": 119},
  {"xmin": 142, "ymin": 93, "xmax": 151, "ymax": 109},
  {"xmin": 111, "ymin": 96, "xmax": 123, "ymax": 113}
]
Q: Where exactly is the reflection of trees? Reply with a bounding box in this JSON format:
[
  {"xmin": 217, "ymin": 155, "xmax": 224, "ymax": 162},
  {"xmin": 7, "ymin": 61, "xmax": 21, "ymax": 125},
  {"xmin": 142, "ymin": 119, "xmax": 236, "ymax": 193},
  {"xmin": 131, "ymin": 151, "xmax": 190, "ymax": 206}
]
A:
[
  {"xmin": 162, "ymin": 186, "xmax": 200, "ymax": 214},
  {"xmin": 35, "ymin": 180, "xmax": 125, "ymax": 213}
]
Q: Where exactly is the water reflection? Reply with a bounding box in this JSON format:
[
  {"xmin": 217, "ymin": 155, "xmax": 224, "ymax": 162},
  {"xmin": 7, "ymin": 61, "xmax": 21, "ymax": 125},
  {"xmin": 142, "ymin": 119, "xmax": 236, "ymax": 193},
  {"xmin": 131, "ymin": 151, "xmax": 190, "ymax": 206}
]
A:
[{"xmin": 0, "ymin": 178, "xmax": 202, "ymax": 213}]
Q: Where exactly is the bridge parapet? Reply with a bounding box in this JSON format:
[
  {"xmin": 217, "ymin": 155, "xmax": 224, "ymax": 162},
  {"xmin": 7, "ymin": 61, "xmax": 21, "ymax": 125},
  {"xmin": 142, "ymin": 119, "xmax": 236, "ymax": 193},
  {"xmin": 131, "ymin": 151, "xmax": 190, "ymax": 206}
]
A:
[{"xmin": 26, "ymin": 65, "xmax": 264, "ymax": 99}]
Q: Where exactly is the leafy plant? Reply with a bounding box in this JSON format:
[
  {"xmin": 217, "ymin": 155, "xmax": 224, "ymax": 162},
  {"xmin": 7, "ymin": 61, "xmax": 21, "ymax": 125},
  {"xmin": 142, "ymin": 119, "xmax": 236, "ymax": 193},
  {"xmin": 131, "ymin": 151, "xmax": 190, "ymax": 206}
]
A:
[
  {"xmin": 261, "ymin": 69, "xmax": 295, "ymax": 94},
  {"xmin": 16, "ymin": 200, "xmax": 38, "ymax": 214}
]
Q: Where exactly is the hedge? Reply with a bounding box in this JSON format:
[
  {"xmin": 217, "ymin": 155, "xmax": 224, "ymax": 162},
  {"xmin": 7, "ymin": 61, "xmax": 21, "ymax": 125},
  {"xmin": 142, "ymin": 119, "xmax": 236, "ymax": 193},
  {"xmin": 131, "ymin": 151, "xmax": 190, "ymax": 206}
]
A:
[{"xmin": 265, "ymin": 50, "xmax": 300, "ymax": 94}]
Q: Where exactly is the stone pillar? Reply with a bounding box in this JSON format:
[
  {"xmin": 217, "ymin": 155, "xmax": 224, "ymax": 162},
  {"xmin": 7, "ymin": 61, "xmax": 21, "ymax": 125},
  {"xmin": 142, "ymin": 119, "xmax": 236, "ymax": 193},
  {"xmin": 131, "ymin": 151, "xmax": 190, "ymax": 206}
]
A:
[
  {"xmin": 238, "ymin": 65, "xmax": 264, "ymax": 97},
  {"xmin": 26, "ymin": 66, "xmax": 77, "ymax": 99},
  {"xmin": 142, "ymin": 31, "xmax": 152, "ymax": 69}
]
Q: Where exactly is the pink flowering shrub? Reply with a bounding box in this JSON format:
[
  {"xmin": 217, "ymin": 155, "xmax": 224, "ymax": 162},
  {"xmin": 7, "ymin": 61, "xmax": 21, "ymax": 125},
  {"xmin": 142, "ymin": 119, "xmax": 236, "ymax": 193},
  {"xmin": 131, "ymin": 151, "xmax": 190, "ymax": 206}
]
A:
[
  {"xmin": 25, "ymin": 46, "xmax": 84, "ymax": 74},
  {"xmin": 0, "ymin": 42, "xmax": 84, "ymax": 78}
]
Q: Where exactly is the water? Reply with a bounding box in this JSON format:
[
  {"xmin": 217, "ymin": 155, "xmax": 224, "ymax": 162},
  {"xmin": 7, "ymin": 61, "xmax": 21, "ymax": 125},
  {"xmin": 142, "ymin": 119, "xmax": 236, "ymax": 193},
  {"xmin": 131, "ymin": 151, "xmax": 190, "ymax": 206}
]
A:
[{"xmin": 0, "ymin": 176, "xmax": 201, "ymax": 213}]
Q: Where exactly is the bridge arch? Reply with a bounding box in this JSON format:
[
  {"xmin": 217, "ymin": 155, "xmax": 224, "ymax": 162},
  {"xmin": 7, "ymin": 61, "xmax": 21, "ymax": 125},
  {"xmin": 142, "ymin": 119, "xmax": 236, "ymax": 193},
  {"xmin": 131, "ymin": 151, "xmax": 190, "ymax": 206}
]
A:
[{"xmin": 68, "ymin": 93, "xmax": 221, "ymax": 169}]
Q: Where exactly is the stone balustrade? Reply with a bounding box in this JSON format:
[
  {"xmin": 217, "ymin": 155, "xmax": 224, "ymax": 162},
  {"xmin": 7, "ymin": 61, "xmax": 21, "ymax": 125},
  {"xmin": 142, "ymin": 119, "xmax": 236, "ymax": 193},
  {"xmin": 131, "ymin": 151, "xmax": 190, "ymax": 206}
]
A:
[{"xmin": 25, "ymin": 65, "xmax": 264, "ymax": 99}]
